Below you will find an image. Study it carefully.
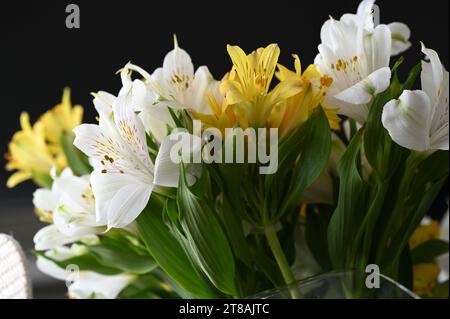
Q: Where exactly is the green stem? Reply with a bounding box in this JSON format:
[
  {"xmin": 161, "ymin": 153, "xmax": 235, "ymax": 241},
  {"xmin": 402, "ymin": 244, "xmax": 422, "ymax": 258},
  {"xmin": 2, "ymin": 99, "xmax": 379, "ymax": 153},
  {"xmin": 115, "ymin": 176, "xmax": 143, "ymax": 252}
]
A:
[{"xmin": 264, "ymin": 223, "xmax": 301, "ymax": 299}]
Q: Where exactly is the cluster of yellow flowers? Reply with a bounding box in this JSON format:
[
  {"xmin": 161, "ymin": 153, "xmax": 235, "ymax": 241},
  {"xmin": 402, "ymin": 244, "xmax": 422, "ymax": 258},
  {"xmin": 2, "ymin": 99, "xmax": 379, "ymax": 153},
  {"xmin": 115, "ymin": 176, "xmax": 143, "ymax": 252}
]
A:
[
  {"xmin": 5, "ymin": 88, "xmax": 83, "ymax": 188},
  {"xmin": 194, "ymin": 44, "xmax": 339, "ymax": 137}
]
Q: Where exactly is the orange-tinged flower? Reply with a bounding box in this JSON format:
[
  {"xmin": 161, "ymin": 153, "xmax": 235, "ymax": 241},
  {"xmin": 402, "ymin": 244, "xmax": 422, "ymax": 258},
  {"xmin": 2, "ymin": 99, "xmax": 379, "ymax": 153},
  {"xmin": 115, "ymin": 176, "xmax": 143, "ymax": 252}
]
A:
[{"xmin": 269, "ymin": 54, "xmax": 340, "ymax": 137}]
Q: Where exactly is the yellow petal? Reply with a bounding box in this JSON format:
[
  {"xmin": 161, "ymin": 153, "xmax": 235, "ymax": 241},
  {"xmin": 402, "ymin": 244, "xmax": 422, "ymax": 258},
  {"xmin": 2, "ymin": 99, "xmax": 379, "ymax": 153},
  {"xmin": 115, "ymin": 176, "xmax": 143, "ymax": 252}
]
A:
[
  {"xmin": 413, "ymin": 263, "xmax": 440, "ymax": 297},
  {"xmin": 6, "ymin": 171, "xmax": 32, "ymax": 188}
]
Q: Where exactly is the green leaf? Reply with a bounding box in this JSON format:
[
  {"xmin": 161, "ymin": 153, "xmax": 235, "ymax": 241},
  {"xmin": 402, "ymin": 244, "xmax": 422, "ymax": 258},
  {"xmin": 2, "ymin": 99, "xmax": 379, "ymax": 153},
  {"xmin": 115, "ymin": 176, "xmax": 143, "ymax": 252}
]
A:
[
  {"xmin": 397, "ymin": 246, "xmax": 413, "ymax": 290},
  {"xmin": 381, "ymin": 177, "xmax": 447, "ymax": 269},
  {"xmin": 36, "ymin": 250, "xmax": 122, "ymax": 275},
  {"xmin": 88, "ymin": 236, "xmax": 157, "ymax": 274},
  {"xmin": 278, "ymin": 106, "xmax": 331, "ymax": 219},
  {"xmin": 253, "ymin": 249, "xmax": 284, "ymax": 288},
  {"xmin": 31, "ymin": 170, "xmax": 53, "ymax": 188},
  {"xmin": 136, "ymin": 195, "xmax": 220, "ymax": 298},
  {"xmin": 305, "ymin": 205, "xmax": 332, "ymax": 270},
  {"xmin": 410, "ymin": 151, "xmax": 449, "ymax": 195},
  {"xmin": 431, "ymin": 280, "xmax": 449, "ymax": 299},
  {"xmin": 402, "ymin": 62, "xmax": 422, "ymax": 91},
  {"xmin": 60, "ymin": 132, "xmax": 92, "ymax": 176},
  {"xmin": 118, "ymin": 273, "xmax": 179, "ymax": 299},
  {"xmin": 209, "ymin": 164, "xmax": 253, "ymax": 267},
  {"xmin": 177, "ymin": 164, "xmax": 238, "ymax": 296},
  {"xmin": 411, "ymin": 240, "xmax": 449, "ymax": 264},
  {"xmin": 328, "ymin": 131, "xmax": 368, "ymax": 268},
  {"xmin": 167, "ymin": 107, "xmax": 184, "ymax": 128}
]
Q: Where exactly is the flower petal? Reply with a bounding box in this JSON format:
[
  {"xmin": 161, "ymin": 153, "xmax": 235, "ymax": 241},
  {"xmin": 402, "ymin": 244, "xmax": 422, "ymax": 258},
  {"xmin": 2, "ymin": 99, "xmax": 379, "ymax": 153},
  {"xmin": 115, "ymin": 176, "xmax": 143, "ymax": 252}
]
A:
[
  {"xmin": 382, "ymin": 90, "xmax": 433, "ymax": 151},
  {"xmin": 388, "ymin": 22, "xmax": 411, "ymax": 55},
  {"xmin": 429, "ymin": 71, "xmax": 449, "ymax": 151},
  {"xmin": 33, "ymin": 224, "xmax": 87, "ymax": 251},
  {"xmin": 363, "ymin": 24, "xmax": 391, "ymax": 71},
  {"xmin": 421, "ymin": 44, "xmax": 444, "ymax": 108},
  {"xmin": 188, "ymin": 66, "xmax": 214, "ymax": 114},
  {"xmin": 153, "ymin": 132, "xmax": 202, "ymax": 188},
  {"xmin": 334, "ymin": 67, "xmax": 391, "ymax": 106},
  {"xmin": 93, "ymin": 91, "xmax": 116, "ymax": 116},
  {"xmin": 90, "ymin": 170, "xmax": 153, "ymax": 229},
  {"xmin": 68, "ymin": 272, "xmax": 134, "ymax": 299}
]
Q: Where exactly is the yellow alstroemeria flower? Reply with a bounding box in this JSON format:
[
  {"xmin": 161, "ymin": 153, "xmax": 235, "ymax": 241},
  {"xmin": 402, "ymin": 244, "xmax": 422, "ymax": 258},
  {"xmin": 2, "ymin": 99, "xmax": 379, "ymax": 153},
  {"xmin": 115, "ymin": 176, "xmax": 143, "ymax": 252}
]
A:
[
  {"xmin": 6, "ymin": 113, "xmax": 57, "ymax": 188},
  {"xmin": 192, "ymin": 81, "xmax": 237, "ymax": 135},
  {"xmin": 409, "ymin": 220, "xmax": 441, "ymax": 297},
  {"xmin": 412, "ymin": 263, "xmax": 440, "ymax": 297},
  {"xmin": 5, "ymin": 88, "xmax": 83, "ymax": 188},
  {"xmin": 220, "ymin": 44, "xmax": 301, "ymax": 129},
  {"xmin": 268, "ymin": 54, "xmax": 340, "ymax": 137},
  {"xmin": 39, "ymin": 88, "xmax": 83, "ymax": 152}
]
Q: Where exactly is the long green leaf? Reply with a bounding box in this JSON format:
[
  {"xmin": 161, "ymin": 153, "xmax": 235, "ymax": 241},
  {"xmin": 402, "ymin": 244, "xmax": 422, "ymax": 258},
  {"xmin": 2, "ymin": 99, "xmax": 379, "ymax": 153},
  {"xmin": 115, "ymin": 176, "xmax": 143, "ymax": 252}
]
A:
[
  {"xmin": 88, "ymin": 236, "xmax": 157, "ymax": 274},
  {"xmin": 136, "ymin": 196, "xmax": 219, "ymax": 298},
  {"xmin": 411, "ymin": 240, "xmax": 449, "ymax": 264},
  {"xmin": 36, "ymin": 250, "xmax": 121, "ymax": 275},
  {"xmin": 327, "ymin": 132, "xmax": 368, "ymax": 268},
  {"xmin": 278, "ymin": 106, "xmax": 331, "ymax": 219},
  {"xmin": 177, "ymin": 164, "xmax": 238, "ymax": 296}
]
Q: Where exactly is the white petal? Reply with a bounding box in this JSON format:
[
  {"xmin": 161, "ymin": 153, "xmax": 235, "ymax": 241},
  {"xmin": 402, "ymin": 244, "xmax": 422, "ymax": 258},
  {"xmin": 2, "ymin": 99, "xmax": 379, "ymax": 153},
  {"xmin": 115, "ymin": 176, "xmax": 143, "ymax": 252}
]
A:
[
  {"xmin": 33, "ymin": 225, "xmax": 86, "ymax": 251},
  {"xmin": 382, "ymin": 90, "xmax": 433, "ymax": 151},
  {"xmin": 188, "ymin": 66, "xmax": 214, "ymax": 114},
  {"xmin": 363, "ymin": 24, "xmax": 391, "ymax": 72},
  {"xmin": 73, "ymin": 123, "xmax": 105, "ymax": 158},
  {"xmin": 32, "ymin": 188, "xmax": 59, "ymax": 215},
  {"xmin": 93, "ymin": 91, "xmax": 116, "ymax": 116},
  {"xmin": 421, "ymin": 44, "xmax": 444, "ymax": 107},
  {"xmin": 153, "ymin": 132, "xmax": 202, "ymax": 188},
  {"xmin": 36, "ymin": 256, "xmax": 68, "ymax": 281},
  {"xmin": 113, "ymin": 96, "xmax": 153, "ymax": 169},
  {"xmin": 356, "ymin": 0, "xmax": 376, "ymax": 30},
  {"xmin": 429, "ymin": 71, "xmax": 449, "ymax": 151},
  {"xmin": 320, "ymin": 19, "xmax": 360, "ymax": 57},
  {"xmin": 162, "ymin": 45, "xmax": 194, "ymax": 83},
  {"xmin": 68, "ymin": 272, "xmax": 134, "ymax": 299},
  {"xmin": 334, "ymin": 67, "xmax": 391, "ymax": 106},
  {"xmin": 90, "ymin": 171, "xmax": 153, "ymax": 229},
  {"xmin": 388, "ymin": 22, "xmax": 411, "ymax": 55},
  {"xmin": 323, "ymin": 94, "xmax": 369, "ymax": 124}
]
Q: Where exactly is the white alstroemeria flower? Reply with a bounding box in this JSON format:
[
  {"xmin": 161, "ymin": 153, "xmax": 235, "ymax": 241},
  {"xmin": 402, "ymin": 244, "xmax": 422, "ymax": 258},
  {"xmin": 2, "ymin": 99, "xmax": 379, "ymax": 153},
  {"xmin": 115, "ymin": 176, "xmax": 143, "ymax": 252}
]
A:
[
  {"xmin": 341, "ymin": 0, "xmax": 411, "ymax": 56},
  {"xmin": 36, "ymin": 246, "xmax": 134, "ymax": 299},
  {"xmin": 52, "ymin": 170, "xmax": 105, "ymax": 237},
  {"xmin": 118, "ymin": 64, "xmax": 175, "ymax": 143},
  {"xmin": 33, "ymin": 168, "xmax": 105, "ymax": 238},
  {"xmin": 153, "ymin": 131, "xmax": 202, "ymax": 187},
  {"xmin": 149, "ymin": 37, "xmax": 215, "ymax": 114},
  {"xmin": 74, "ymin": 95, "xmax": 155, "ymax": 229},
  {"xmin": 315, "ymin": 0, "xmax": 397, "ymax": 123},
  {"xmin": 382, "ymin": 45, "xmax": 449, "ymax": 152},
  {"xmin": 68, "ymin": 271, "xmax": 134, "ymax": 299}
]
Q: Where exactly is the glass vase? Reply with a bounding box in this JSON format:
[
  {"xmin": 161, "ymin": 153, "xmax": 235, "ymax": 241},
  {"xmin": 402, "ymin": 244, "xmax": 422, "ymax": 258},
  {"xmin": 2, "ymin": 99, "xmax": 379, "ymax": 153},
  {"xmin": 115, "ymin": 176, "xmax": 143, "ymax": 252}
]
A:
[{"xmin": 252, "ymin": 271, "xmax": 418, "ymax": 299}]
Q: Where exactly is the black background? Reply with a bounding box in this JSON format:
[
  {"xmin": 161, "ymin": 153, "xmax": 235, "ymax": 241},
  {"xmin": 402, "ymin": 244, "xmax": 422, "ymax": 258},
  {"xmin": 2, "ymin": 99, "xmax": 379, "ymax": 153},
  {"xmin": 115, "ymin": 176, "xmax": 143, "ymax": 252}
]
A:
[{"xmin": 0, "ymin": 0, "xmax": 448, "ymax": 213}]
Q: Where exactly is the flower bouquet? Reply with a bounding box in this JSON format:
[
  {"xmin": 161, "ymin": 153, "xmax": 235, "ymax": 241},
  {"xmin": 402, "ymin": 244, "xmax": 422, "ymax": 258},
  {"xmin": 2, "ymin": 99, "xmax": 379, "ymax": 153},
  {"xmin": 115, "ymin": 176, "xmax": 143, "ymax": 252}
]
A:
[{"xmin": 5, "ymin": 0, "xmax": 448, "ymax": 299}]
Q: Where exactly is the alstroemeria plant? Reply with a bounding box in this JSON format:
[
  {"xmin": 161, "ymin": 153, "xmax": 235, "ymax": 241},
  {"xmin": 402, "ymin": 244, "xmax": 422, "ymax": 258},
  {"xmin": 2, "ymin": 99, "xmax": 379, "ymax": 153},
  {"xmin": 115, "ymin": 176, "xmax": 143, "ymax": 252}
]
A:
[{"xmin": 5, "ymin": 0, "xmax": 448, "ymax": 299}]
